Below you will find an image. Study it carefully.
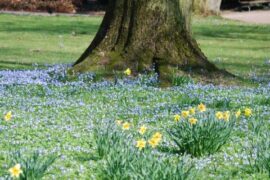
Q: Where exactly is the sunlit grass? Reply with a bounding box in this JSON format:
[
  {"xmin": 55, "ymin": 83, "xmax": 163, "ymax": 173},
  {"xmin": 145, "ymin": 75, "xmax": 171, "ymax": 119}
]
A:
[
  {"xmin": 0, "ymin": 14, "xmax": 102, "ymax": 68},
  {"xmin": 193, "ymin": 16, "xmax": 270, "ymax": 80}
]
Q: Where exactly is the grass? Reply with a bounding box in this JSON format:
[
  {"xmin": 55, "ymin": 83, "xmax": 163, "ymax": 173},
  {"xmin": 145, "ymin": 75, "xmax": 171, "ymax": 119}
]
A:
[
  {"xmin": 0, "ymin": 14, "xmax": 102, "ymax": 68},
  {"xmin": 0, "ymin": 13, "xmax": 270, "ymax": 179},
  {"xmin": 0, "ymin": 13, "xmax": 269, "ymax": 81},
  {"xmin": 193, "ymin": 16, "xmax": 270, "ymax": 81}
]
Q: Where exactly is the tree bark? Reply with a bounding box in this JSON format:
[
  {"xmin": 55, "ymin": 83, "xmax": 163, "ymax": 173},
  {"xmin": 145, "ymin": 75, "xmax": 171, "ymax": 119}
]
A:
[{"xmin": 72, "ymin": 0, "xmax": 218, "ymax": 82}]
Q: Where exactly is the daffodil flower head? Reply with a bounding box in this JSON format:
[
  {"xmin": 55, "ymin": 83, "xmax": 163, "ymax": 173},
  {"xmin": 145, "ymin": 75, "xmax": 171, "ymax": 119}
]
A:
[
  {"xmin": 198, "ymin": 103, "xmax": 206, "ymax": 112},
  {"xmin": 152, "ymin": 132, "xmax": 162, "ymax": 140},
  {"xmin": 9, "ymin": 164, "xmax": 23, "ymax": 178},
  {"xmin": 244, "ymin": 108, "xmax": 252, "ymax": 117},
  {"xmin": 136, "ymin": 139, "xmax": 146, "ymax": 150},
  {"xmin": 174, "ymin": 114, "xmax": 181, "ymax": 122},
  {"xmin": 4, "ymin": 111, "xmax": 12, "ymax": 121},
  {"xmin": 181, "ymin": 111, "xmax": 189, "ymax": 118},
  {"xmin": 215, "ymin": 111, "xmax": 223, "ymax": 120},
  {"xmin": 139, "ymin": 125, "xmax": 147, "ymax": 135},
  {"xmin": 124, "ymin": 68, "xmax": 131, "ymax": 76},
  {"xmin": 122, "ymin": 122, "xmax": 130, "ymax": 130},
  {"xmin": 148, "ymin": 137, "xmax": 160, "ymax": 148},
  {"xmin": 189, "ymin": 118, "xmax": 198, "ymax": 125}
]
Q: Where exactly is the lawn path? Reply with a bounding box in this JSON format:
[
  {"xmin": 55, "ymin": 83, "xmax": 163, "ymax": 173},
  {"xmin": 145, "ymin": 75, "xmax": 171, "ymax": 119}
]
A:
[{"xmin": 221, "ymin": 10, "xmax": 270, "ymax": 24}]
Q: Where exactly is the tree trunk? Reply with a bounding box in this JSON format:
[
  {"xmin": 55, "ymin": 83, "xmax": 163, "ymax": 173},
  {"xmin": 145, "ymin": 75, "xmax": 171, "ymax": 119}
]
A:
[
  {"xmin": 72, "ymin": 0, "xmax": 218, "ymax": 82},
  {"xmin": 193, "ymin": 0, "xmax": 222, "ymax": 15}
]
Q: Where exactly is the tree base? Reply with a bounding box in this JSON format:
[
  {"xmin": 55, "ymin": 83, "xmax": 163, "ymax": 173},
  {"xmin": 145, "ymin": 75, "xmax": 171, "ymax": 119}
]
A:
[
  {"xmin": 71, "ymin": 0, "xmax": 230, "ymax": 86},
  {"xmin": 70, "ymin": 50, "xmax": 236, "ymax": 87},
  {"xmin": 71, "ymin": 50, "xmax": 220, "ymax": 83}
]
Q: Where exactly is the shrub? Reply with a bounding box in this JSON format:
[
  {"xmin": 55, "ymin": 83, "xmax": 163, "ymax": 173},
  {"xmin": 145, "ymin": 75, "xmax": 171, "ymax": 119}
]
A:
[
  {"xmin": 0, "ymin": 0, "xmax": 76, "ymax": 13},
  {"xmin": 167, "ymin": 105, "xmax": 235, "ymax": 157},
  {"xmin": 0, "ymin": 0, "xmax": 9, "ymax": 10},
  {"xmin": 71, "ymin": 0, "xmax": 85, "ymax": 8}
]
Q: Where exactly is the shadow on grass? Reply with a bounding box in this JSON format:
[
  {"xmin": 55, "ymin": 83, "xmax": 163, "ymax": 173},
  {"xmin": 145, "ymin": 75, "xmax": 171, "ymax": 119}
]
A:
[
  {"xmin": 194, "ymin": 22, "xmax": 270, "ymax": 41},
  {"xmin": 0, "ymin": 60, "xmax": 40, "ymax": 69},
  {"xmin": 0, "ymin": 15, "xmax": 102, "ymax": 35},
  {"xmin": 1, "ymin": 23, "xmax": 100, "ymax": 35}
]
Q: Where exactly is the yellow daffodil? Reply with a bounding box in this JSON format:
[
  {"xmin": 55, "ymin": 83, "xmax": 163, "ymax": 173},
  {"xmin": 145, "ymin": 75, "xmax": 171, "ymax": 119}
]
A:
[
  {"xmin": 122, "ymin": 122, "xmax": 130, "ymax": 130},
  {"xmin": 223, "ymin": 111, "xmax": 230, "ymax": 121},
  {"xmin": 148, "ymin": 132, "xmax": 162, "ymax": 148},
  {"xmin": 174, "ymin": 114, "xmax": 181, "ymax": 122},
  {"xmin": 124, "ymin": 68, "xmax": 131, "ymax": 76},
  {"xmin": 136, "ymin": 139, "xmax": 146, "ymax": 150},
  {"xmin": 139, "ymin": 125, "xmax": 147, "ymax": 135},
  {"xmin": 116, "ymin": 120, "xmax": 122, "ymax": 125},
  {"xmin": 198, "ymin": 103, "xmax": 206, "ymax": 112},
  {"xmin": 215, "ymin": 111, "xmax": 223, "ymax": 120},
  {"xmin": 189, "ymin": 118, "xmax": 198, "ymax": 125},
  {"xmin": 152, "ymin": 132, "xmax": 162, "ymax": 140},
  {"xmin": 181, "ymin": 111, "xmax": 189, "ymax": 118},
  {"xmin": 4, "ymin": 111, "xmax": 12, "ymax": 121},
  {"xmin": 9, "ymin": 164, "xmax": 23, "ymax": 178},
  {"xmin": 235, "ymin": 110, "xmax": 241, "ymax": 118},
  {"xmin": 148, "ymin": 137, "xmax": 160, "ymax": 148},
  {"xmin": 244, "ymin": 108, "xmax": 252, "ymax": 117},
  {"xmin": 189, "ymin": 108, "xmax": 196, "ymax": 115}
]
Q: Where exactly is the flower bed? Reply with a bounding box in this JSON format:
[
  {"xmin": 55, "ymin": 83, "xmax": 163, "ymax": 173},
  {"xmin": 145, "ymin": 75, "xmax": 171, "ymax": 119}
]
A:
[{"xmin": 0, "ymin": 0, "xmax": 86, "ymax": 13}]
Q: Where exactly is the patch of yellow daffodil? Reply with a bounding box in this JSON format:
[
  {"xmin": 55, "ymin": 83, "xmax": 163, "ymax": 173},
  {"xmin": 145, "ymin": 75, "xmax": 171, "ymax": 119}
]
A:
[
  {"xmin": 148, "ymin": 138, "xmax": 160, "ymax": 148},
  {"xmin": 139, "ymin": 125, "xmax": 147, "ymax": 135},
  {"xmin": 198, "ymin": 103, "xmax": 206, "ymax": 112},
  {"xmin": 9, "ymin": 164, "xmax": 23, "ymax": 178},
  {"xmin": 189, "ymin": 118, "xmax": 198, "ymax": 125},
  {"xmin": 148, "ymin": 132, "xmax": 162, "ymax": 148},
  {"xmin": 122, "ymin": 122, "xmax": 131, "ymax": 130},
  {"xmin": 244, "ymin": 108, "xmax": 252, "ymax": 117},
  {"xmin": 215, "ymin": 111, "xmax": 223, "ymax": 120},
  {"xmin": 174, "ymin": 114, "xmax": 181, "ymax": 122},
  {"xmin": 223, "ymin": 111, "xmax": 230, "ymax": 121},
  {"xmin": 124, "ymin": 68, "xmax": 131, "ymax": 76},
  {"xmin": 4, "ymin": 111, "xmax": 12, "ymax": 121},
  {"xmin": 152, "ymin": 132, "xmax": 162, "ymax": 140},
  {"xmin": 136, "ymin": 139, "xmax": 146, "ymax": 150},
  {"xmin": 215, "ymin": 111, "xmax": 230, "ymax": 121},
  {"xmin": 181, "ymin": 111, "xmax": 190, "ymax": 118}
]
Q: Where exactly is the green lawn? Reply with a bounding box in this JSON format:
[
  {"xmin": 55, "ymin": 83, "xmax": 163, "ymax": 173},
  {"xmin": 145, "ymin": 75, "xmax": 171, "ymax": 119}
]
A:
[
  {"xmin": 0, "ymin": 14, "xmax": 102, "ymax": 68},
  {"xmin": 193, "ymin": 16, "xmax": 270, "ymax": 81},
  {"xmin": 0, "ymin": 14, "xmax": 269, "ymax": 81}
]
